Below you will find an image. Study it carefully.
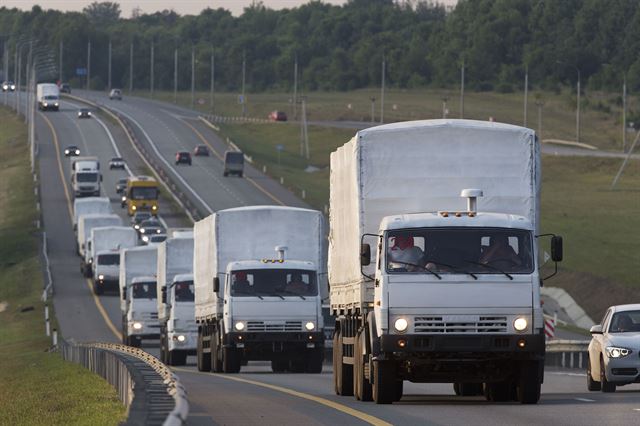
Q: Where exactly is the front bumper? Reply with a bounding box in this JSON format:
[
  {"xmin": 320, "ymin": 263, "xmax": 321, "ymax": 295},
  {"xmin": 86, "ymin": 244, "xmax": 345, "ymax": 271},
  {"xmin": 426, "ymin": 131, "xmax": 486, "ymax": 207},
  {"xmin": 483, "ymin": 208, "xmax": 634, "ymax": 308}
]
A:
[
  {"xmin": 168, "ymin": 331, "xmax": 197, "ymax": 352},
  {"xmin": 604, "ymin": 355, "xmax": 640, "ymax": 384},
  {"xmin": 128, "ymin": 322, "xmax": 160, "ymax": 338},
  {"xmin": 226, "ymin": 331, "xmax": 324, "ymax": 359}
]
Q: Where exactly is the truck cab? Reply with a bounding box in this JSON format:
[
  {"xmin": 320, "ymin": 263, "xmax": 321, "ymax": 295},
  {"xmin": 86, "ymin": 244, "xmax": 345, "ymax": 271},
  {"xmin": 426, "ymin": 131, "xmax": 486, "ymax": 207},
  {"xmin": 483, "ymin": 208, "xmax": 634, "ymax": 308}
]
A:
[
  {"xmin": 124, "ymin": 276, "xmax": 159, "ymax": 347},
  {"xmin": 160, "ymin": 274, "xmax": 197, "ymax": 365},
  {"xmin": 92, "ymin": 249, "xmax": 121, "ymax": 294},
  {"xmin": 216, "ymin": 257, "xmax": 324, "ymax": 373}
]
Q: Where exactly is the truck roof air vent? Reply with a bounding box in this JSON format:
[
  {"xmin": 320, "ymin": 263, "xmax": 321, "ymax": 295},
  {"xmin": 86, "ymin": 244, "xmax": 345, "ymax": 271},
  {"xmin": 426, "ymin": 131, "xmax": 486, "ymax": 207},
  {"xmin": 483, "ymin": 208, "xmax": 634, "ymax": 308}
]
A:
[
  {"xmin": 460, "ymin": 188, "xmax": 483, "ymax": 213},
  {"xmin": 275, "ymin": 245, "xmax": 287, "ymax": 261}
]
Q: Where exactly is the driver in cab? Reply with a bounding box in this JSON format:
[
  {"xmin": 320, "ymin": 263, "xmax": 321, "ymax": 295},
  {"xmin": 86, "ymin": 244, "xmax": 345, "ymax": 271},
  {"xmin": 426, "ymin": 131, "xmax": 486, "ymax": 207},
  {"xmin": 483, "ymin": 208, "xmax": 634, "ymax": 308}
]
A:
[{"xmin": 387, "ymin": 236, "xmax": 425, "ymax": 272}]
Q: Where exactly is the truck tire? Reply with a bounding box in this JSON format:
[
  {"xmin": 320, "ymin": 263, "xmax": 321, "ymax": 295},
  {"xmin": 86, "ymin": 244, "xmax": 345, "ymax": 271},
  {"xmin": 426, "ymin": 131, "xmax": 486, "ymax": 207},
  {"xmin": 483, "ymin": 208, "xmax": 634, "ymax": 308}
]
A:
[
  {"xmin": 394, "ymin": 380, "xmax": 404, "ymax": 402},
  {"xmin": 290, "ymin": 359, "xmax": 306, "ymax": 373},
  {"xmin": 171, "ymin": 351, "xmax": 187, "ymax": 366},
  {"xmin": 223, "ymin": 348, "xmax": 241, "ymax": 373},
  {"xmin": 211, "ymin": 329, "xmax": 223, "ymax": 373},
  {"xmin": 354, "ymin": 331, "xmax": 372, "ymax": 401},
  {"xmin": 271, "ymin": 359, "xmax": 288, "ymax": 373},
  {"xmin": 197, "ymin": 329, "xmax": 211, "ymax": 372},
  {"xmin": 484, "ymin": 381, "xmax": 511, "ymax": 402},
  {"xmin": 372, "ymin": 360, "xmax": 396, "ymax": 404},
  {"xmin": 333, "ymin": 329, "xmax": 353, "ymax": 396},
  {"xmin": 306, "ymin": 349, "xmax": 324, "ymax": 374},
  {"xmin": 458, "ymin": 383, "xmax": 483, "ymax": 396},
  {"xmin": 517, "ymin": 361, "xmax": 542, "ymax": 404}
]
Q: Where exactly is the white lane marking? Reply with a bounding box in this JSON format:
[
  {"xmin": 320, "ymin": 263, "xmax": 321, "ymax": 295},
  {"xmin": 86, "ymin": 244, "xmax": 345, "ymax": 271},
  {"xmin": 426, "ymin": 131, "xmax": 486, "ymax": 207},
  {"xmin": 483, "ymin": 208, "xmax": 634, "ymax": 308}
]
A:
[
  {"xmin": 574, "ymin": 398, "xmax": 595, "ymax": 402},
  {"xmin": 633, "ymin": 408, "xmax": 640, "ymax": 411},
  {"xmin": 103, "ymin": 105, "xmax": 214, "ymax": 214}
]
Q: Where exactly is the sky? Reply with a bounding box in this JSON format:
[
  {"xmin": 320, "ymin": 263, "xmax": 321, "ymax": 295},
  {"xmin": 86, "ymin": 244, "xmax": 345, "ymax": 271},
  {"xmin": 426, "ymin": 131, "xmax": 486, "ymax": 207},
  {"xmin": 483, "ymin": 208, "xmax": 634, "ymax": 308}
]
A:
[{"xmin": 3, "ymin": 1, "xmax": 458, "ymax": 18}]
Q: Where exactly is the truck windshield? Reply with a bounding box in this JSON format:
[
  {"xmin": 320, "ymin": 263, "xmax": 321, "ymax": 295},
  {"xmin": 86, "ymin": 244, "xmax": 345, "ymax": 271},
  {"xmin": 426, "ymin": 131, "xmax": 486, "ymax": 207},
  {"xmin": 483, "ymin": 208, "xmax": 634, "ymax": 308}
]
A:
[
  {"xmin": 386, "ymin": 228, "xmax": 534, "ymax": 275},
  {"xmin": 230, "ymin": 269, "xmax": 317, "ymax": 297},
  {"xmin": 130, "ymin": 187, "xmax": 158, "ymax": 200},
  {"xmin": 97, "ymin": 254, "xmax": 119, "ymax": 265},
  {"xmin": 77, "ymin": 172, "xmax": 98, "ymax": 182},
  {"xmin": 44, "ymin": 95, "xmax": 59, "ymax": 100},
  {"xmin": 174, "ymin": 281, "xmax": 194, "ymax": 302},
  {"xmin": 226, "ymin": 153, "xmax": 244, "ymax": 164},
  {"xmin": 131, "ymin": 282, "xmax": 157, "ymax": 299}
]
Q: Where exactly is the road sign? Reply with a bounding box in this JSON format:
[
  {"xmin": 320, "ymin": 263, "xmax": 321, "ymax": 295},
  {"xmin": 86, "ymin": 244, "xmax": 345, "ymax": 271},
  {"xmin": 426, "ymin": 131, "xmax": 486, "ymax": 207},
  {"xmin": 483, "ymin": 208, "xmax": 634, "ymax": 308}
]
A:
[{"xmin": 76, "ymin": 68, "xmax": 87, "ymax": 76}]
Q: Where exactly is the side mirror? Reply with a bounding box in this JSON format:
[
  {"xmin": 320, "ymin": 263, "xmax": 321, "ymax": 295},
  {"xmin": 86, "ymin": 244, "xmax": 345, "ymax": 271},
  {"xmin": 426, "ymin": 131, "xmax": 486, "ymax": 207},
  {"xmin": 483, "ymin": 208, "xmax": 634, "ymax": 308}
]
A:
[
  {"xmin": 213, "ymin": 277, "xmax": 220, "ymax": 293},
  {"xmin": 551, "ymin": 236, "xmax": 563, "ymax": 262},
  {"xmin": 589, "ymin": 324, "xmax": 603, "ymax": 334},
  {"xmin": 360, "ymin": 243, "xmax": 371, "ymax": 266},
  {"xmin": 161, "ymin": 287, "xmax": 167, "ymax": 304}
]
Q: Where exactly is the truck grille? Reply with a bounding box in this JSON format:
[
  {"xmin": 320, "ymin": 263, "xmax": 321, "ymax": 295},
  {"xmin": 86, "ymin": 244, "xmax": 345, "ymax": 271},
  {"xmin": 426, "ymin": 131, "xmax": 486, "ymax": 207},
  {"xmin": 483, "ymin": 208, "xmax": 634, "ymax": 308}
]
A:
[
  {"xmin": 246, "ymin": 321, "xmax": 302, "ymax": 332},
  {"xmin": 414, "ymin": 316, "xmax": 508, "ymax": 333}
]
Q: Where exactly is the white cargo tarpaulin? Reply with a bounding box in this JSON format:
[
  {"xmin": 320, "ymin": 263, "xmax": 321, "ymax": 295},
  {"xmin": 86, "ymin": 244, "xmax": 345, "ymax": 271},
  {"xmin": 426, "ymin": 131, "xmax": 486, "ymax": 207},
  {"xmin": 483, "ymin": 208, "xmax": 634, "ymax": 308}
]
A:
[{"xmin": 157, "ymin": 236, "xmax": 194, "ymax": 321}]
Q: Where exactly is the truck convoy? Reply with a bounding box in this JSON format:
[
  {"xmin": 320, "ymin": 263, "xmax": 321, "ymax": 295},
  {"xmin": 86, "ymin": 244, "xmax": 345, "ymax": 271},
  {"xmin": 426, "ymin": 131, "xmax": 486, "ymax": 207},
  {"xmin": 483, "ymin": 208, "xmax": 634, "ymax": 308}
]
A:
[
  {"xmin": 76, "ymin": 214, "xmax": 123, "ymax": 259},
  {"xmin": 194, "ymin": 206, "xmax": 326, "ymax": 374},
  {"xmin": 73, "ymin": 197, "xmax": 112, "ymax": 231},
  {"xmin": 329, "ymin": 120, "xmax": 563, "ymax": 404},
  {"xmin": 157, "ymin": 236, "xmax": 196, "ymax": 365},
  {"xmin": 36, "ymin": 83, "xmax": 60, "ymax": 111},
  {"xmin": 71, "ymin": 156, "xmax": 101, "ymax": 197},
  {"xmin": 85, "ymin": 226, "xmax": 138, "ymax": 295},
  {"xmin": 119, "ymin": 246, "xmax": 159, "ymax": 347}
]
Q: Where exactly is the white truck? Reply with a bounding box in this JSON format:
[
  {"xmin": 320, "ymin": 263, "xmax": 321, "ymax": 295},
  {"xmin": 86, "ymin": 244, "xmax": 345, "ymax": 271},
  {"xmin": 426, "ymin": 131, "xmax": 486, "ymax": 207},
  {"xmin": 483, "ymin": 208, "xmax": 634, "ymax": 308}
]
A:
[
  {"xmin": 86, "ymin": 226, "xmax": 138, "ymax": 295},
  {"xmin": 194, "ymin": 206, "xmax": 326, "ymax": 374},
  {"xmin": 329, "ymin": 119, "xmax": 563, "ymax": 404},
  {"xmin": 71, "ymin": 156, "xmax": 101, "ymax": 198},
  {"xmin": 36, "ymin": 83, "xmax": 60, "ymax": 111},
  {"xmin": 73, "ymin": 197, "xmax": 112, "ymax": 232},
  {"xmin": 76, "ymin": 214, "xmax": 123, "ymax": 260},
  {"xmin": 157, "ymin": 236, "xmax": 196, "ymax": 366},
  {"xmin": 119, "ymin": 246, "xmax": 159, "ymax": 347}
]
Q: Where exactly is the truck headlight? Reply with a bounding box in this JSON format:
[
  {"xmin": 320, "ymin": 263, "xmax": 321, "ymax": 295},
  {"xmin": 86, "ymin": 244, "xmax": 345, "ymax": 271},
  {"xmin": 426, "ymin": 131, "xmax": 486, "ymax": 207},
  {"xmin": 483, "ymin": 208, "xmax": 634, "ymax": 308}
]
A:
[
  {"xmin": 98, "ymin": 274, "xmax": 105, "ymax": 280},
  {"xmin": 234, "ymin": 321, "xmax": 245, "ymax": 331},
  {"xmin": 43, "ymin": 102, "xmax": 48, "ymax": 106},
  {"xmin": 394, "ymin": 318, "xmax": 409, "ymax": 333},
  {"xmin": 139, "ymin": 228, "xmax": 145, "ymax": 233},
  {"xmin": 305, "ymin": 321, "xmax": 315, "ymax": 331},
  {"xmin": 176, "ymin": 335, "xmax": 186, "ymax": 342},
  {"xmin": 75, "ymin": 150, "xmax": 80, "ymax": 155},
  {"xmin": 131, "ymin": 205, "xmax": 137, "ymax": 211},
  {"xmin": 513, "ymin": 317, "xmax": 528, "ymax": 332},
  {"xmin": 54, "ymin": 102, "xmax": 59, "ymax": 106},
  {"xmin": 64, "ymin": 149, "xmax": 69, "ymax": 154},
  {"xmin": 606, "ymin": 346, "xmax": 632, "ymax": 358},
  {"xmin": 156, "ymin": 229, "xmax": 161, "ymax": 234},
  {"xmin": 142, "ymin": 235, "xmax": 149, "ymax": 242},
  {"xmin": 152, "ymin": 205, "xmax": 157, "ymax": 211},
  {"xmin": 134, "ymin": 224, "xmax": 140, "ymax": 229},
  {"xmin": 132, "ymin": 322, "xmax": 143, "ymax": 330}
]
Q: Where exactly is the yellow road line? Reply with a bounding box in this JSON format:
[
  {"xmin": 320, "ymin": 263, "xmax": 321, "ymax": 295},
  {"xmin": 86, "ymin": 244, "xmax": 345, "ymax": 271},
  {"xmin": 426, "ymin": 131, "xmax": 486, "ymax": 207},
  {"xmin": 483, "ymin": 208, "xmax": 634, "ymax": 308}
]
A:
[
  {"xmin": 174, "ymin": 367, "xmax": 392, "ymax": 426},
  {"xmin": 41, "ymin": 112, "xmax": 122, "ymax": 342},
  {"xmin": 180, "ymin": 118, "xmax": 286, "ymax": 206}
]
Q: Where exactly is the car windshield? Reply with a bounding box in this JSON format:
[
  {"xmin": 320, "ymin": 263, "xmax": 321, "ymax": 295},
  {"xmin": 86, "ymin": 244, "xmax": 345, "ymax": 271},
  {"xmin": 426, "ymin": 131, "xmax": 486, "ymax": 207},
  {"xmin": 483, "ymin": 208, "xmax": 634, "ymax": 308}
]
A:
[
  {"xmin": 44, "ymin": 95, "xmax": 58, "ymax": 100},
  {"xmin": 131, "ymin": 282, "xmax": 157, "ymax": 299},
  {"xmin": 609, "ymin": 311, "xmax": 640, "ymax": 333},
  {"xmin": 385, "ymin": 227, "xmax": 534, "ymax": 275},
  {"xmin": 230, "ymin": 269, "xmax": 318, "ymax": 297},
  {"xmin": 179, "ymin": 153, "xmax": 189, "ymax": 158},
  {"xmin": 174, "ymin": 281, "xmax": 194, "ymax": 302},
  {"xmin": 112, "ymin": 158, "xmax": 123, "ymax": 162},
  {"xmin": 118, "ymin": 179, "xmax": 127, "ymax": 184},
  {"xmin": 141, "ymin": 220, "xmax": 161, "ymax": 227},
  {"xmin": 77, "ymin": 172, "xmax": 98, "ymax": 182},
  {"xmin": 67, "ymin": 146, "xmax": 78, "ymax": 151},
  {"xmin": 130, "ymin": 186, "xmax": 158, "ymax": 200},
  {"xmin": 97, "ymin": 254, "xmax": 119, "ymax": 265}
]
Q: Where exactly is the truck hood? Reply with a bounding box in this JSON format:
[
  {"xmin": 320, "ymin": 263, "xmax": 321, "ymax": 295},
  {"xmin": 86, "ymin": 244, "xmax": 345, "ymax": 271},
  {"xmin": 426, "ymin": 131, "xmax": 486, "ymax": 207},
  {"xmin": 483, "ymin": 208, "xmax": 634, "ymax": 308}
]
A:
[
  {"xmin": 231, "ymin": 297, "xmax": 319, "ymax": 319},
  {"xmin": 172, "ymin": 303, "xmax": 196, "ymax": 330},
  {"xmin": 387, "ymin": 277, "xmax": 533, "ymax": 309},
  {"xmin": 95, "ymin": 264, "xmax": 119, "ymax": 278},
  {"xmin": 129, "ymin": 299, "xmax": 158, "ymax": 317}
]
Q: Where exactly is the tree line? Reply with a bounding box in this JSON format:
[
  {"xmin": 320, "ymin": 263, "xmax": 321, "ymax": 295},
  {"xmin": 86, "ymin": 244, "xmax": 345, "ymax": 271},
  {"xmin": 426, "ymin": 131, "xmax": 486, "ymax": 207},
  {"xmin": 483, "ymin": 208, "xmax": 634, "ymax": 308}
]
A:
[{"xmin": 0, "ymin": 0, "xmax": 638, "ymax": 94}]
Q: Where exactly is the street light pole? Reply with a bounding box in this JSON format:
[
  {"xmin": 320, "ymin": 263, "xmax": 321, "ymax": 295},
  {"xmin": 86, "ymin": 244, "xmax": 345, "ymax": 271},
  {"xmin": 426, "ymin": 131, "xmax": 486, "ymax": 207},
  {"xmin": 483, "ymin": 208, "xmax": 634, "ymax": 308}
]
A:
[
  {"xmin": 210, "ymin": 48, "xmax": 214, "ymax": 112},
  {"xmin": 576, "ymin": 68, "xmax": 581, "ymax": 144},
  {"xmin": 535, "ymin": 98, "xmax": 544, "ymax": 139},
  {"xmin": 190, "ymin": 46, "xmax": 195, "ymax": 109},
  {"xmin": 460, "ymin": 58, "xmax": 465, "ymax": 119},
  {"xmin": 150, "ymin": 39, "xmax": 154, "ymax": 98},
  {"xmin": 87, "ymin": 39, "xmax": 91, "ymax": 91},
  {"xmin": 129, "ymin": 42, "xmax": 133, "ymax": 93},
  {"xmin": 107, "ymin": 39, "xmax": 112, "ymax": 90},
  {"xmin": 173, "ymin": 47, "xmax": 178, "ymax": 104},
  {"xmin": 293, "ymin": 54, "xmax": 298, "ymax": 120},
  {"xmin": 442, "ymin": 96, "xmax": 449, "ymax": 118},
  {"xmin": 380, "ymin": 55, "xmax": 385, "ymax": 124},
  {"xmin": 241, "ymin": 50, "xmax": 246, "ymax": 117},
  {"xmin": 622, "ymin": 74, "xmax": 627, "ymax": 152},
  {"xmin": 523, "ymin": 64, "xmax": 528, "ymax": 127},
  {"xmin": 59, "ymin": 40, "xmax": 63, "ymax": 83}
]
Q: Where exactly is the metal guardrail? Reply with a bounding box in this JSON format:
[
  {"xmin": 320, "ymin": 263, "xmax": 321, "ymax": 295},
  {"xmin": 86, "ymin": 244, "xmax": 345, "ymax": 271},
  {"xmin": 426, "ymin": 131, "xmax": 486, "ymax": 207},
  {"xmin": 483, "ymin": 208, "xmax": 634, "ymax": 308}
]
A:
[
  {"xmin": 545, "ymin": 339, "xmax": 590, "ymax": 370},
  {"xmin": 60, "ymin": 341, "xmax": 189, "ymax": 425}
]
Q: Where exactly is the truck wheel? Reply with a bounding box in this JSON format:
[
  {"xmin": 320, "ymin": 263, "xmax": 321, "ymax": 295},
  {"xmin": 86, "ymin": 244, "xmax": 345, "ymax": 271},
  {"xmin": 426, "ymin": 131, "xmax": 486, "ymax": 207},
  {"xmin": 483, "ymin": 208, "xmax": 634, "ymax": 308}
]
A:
[
  {"xmin": 372, "ymin": 360, "xmax": 396, "ymax": 404},
  {"xmin": 459, "ymin": 383, "xmax": 483, "ymax": 396},
  {"xmin": 517, "ymin": 361, "xmax": 542, "ymax": 404},
  {"xmin": 211, "ymin": 329, "xmax": 223, "ymax": 373},
  {"xmin": 129, "ymin": 336, "xmax": 141, "ymax": 348},
  {"xmin": 271, "ymin": 359, "xmax": 288, "ymax": 373},
  {"xmin": 333, "ymin": 329, "xmax": 353, "ymax": 396},
  {"xmin": 222, "ymin": 348, "xmax": 241, "ymax": 373},
  {"xmin": 587, "ymin": 358, "xmax": 601, "ymax": 391},
  {"xmin": 290, "ymin": 359, "xmax": 306, "ymax": 373},
  {"xmin": 485, "ymin": 382, "xmax": 510, "ymax": 402},
  {"xmin": 600, "ymin": 358, "xmax": 616, "ymax": 393},
  {"xmin": 453, "ymin": 383, "xmax": 461, "ymax": 396},
  {"xmin": 306, "ymin": 349, "xmax": 324, "ymax": 374},
  {"xmin": 171, "ymin": 351, "xmax": 187, "ymax": 366},
  {"xmin": 354, "ymin": 331, "xmax": 372, "ymax": 401},
  {"xmin": 394, "ymin": 380, "xmax": 404, "ymax": 402},
  {"xmin": 196, "ymin": 329, "xmax": 211, "ymax": 372}
]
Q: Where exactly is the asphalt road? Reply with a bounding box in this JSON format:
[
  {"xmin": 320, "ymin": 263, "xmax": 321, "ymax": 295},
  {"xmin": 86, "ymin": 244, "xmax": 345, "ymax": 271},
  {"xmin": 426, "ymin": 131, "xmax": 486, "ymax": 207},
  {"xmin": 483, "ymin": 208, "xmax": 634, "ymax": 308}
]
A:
[{"xmin": 11, "ymin": 90, "xmax": 640, "ymax": 425}]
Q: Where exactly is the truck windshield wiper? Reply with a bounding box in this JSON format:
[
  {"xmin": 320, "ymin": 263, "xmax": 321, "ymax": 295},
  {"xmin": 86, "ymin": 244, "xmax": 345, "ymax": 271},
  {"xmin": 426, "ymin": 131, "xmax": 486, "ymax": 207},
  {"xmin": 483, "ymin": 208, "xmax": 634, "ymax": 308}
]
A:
[
  {"xmin": 389, "ymin": 261, "xmax": 441, "ymax": 279},
  {"xmin": 263, "ymin": 293, "xmax": 285, "ymax": 300},
  {"xmin": 423, "ymin": 260, "xmax": 478, "ymax": 280},
  {"xmin": 233, "ymin": 289, "xmax": 263, "ymax": 299},
  {"xmin": 463, "ymin": 260, "xmax": 513, "ymax": 280},
  {"xmin": 280, "ymin": 289, "xmax": 306, "ymax": 300}
]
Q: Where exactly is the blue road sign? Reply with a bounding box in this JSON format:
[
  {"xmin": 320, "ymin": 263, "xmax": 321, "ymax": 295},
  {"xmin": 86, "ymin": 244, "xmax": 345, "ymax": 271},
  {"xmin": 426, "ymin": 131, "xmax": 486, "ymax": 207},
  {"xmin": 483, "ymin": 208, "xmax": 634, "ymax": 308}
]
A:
[{"xmin": 76, "ymin": 68, "xmax": 87, "ymax": 76}]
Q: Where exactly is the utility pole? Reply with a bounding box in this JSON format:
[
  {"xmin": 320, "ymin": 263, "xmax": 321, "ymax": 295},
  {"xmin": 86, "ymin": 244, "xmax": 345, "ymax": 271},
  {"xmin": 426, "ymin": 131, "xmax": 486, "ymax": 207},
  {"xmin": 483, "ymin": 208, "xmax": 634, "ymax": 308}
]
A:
[
  {"xmin": 173, "ymin": 47, "xmax": 178, "ymax": 104},
  {"xmin": 150, "ymin": 40, "xmax": 154, "ymax": 98},
  {"xmin": 380, "ymin": 55, "xmax": 386, "ymax": 123},
  {"xmin": 129, "ymin": 42, "xmax": 133, "ymax": 93},
  {"xmin": 523, "ymin": 64, "xmax": 528, "ymax": 127},
  {"xmin": 241, "ymin": 50, "xmax": 246, "ymax": 117},
  {"xmin": 576, "ymin": 68, "xmax": 581, "ymax": 144},
  {"xmin": 26, "ymin": 41, "xmax": 32, "ymax": 123},
  {"xmin": 293, "ymin": 54, "xmax": 298, "ymax": 120},
  {"xmin": 107, "ymin": 39, "xmax": 112, "ymax": 90},
  {"xmin": 460, "ymin": 58, "xmax": 465, "ymax": 119},
  {"xmin": 210, "ymin": 48, "xmax": 214, "ymax": 112},
  {"xmin": 87, "ymin": 39, "xmax": 91, "ymax": 90},
  {"xmin": 622, "ymin": 74, "xmax": 627, "ymax": 152},
  {"xmin": 59, "ymin": 40, "xmax": 63, "ymax": 82},
  {"xmin": 191, "ymin": 46, "xmax": 195, "ymax": 109},
  {"xmin": 3, "ymin": 40, "xmax": 7, "ymax": 105}
]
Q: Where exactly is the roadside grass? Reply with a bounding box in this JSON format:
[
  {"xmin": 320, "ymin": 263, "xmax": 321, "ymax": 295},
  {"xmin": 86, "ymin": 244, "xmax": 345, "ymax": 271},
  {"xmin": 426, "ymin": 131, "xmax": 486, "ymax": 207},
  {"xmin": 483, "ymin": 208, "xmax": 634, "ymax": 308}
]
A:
[{"xmin": 0, "ymin": 108, "xmax": 126, "ymax": 425}]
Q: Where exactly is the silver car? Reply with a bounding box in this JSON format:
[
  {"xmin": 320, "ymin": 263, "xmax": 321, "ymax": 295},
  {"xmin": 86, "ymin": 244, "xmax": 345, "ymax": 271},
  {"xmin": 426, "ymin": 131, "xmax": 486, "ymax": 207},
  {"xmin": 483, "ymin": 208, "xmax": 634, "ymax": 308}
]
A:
[{"xmin": 588, "ymin": 304, "xmax": 640, "ymax": 392}]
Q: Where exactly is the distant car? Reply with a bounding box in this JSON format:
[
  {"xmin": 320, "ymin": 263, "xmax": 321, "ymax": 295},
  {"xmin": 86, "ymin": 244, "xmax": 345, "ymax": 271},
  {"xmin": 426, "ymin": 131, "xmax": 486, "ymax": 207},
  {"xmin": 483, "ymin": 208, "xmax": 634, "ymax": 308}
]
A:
[
  {"xmin": 587, "ymin": 304, "xmax": 640, "ymax": 393},
  {"xmin": 2, "ymin": 80, "xmax": 16, "ymax": 92},
  {"xmin": 268, "ymin": 110, "xmax": 287, "ymax": 122},
  {"xmin": 64, "ymin": 145, "xmax": 80, "ymax": 157},
  {"xmin": 116, "ymin": 178, "xmax": 128, "ymax": 194},
  {"xmin": 77, "ymin": 108, "xmax": 92, "ymax": 119},
  {"xmin": 109, "ymin": 157, "xmax": 126, "ymax": 170},
  {"xmin": 60, "ymin": 83, "xmax": 71, "ymax": 94},
  {"xmin": 175, "ymin": 151, "xmax": 192, "ymax": 165},
  {"xmin": 131, "ymin": 211, "xmax": 152, "ymax": 230},
  {"xmin": 109, "ymin": 89, "xmax": 122, "ymax": 100},
  {"xmin": 142, "ymin": 233, "xmax": 167, "ymax": 245},
  {"xmin": 138, "ymin": 218, "xmax": 165, "ymax": 238},
  {"xmin": 193, "ymin": 145, "xmax": 210, "ymax": 156}
]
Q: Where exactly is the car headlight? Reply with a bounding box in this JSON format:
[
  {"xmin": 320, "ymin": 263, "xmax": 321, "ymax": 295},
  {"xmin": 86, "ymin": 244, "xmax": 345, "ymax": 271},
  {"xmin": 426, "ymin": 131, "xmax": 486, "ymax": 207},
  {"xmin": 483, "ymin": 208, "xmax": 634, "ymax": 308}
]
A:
[
  {"xmin": 11, "ymin": 85, "xmax": 15, "ymax": 90},
  {"xmin": 176, "ymin": 335, "xmax": 186, "ymax": 342},
  {"xmin": 514, "ymin": 317, "xmax": 528, "ymax": 332},
  {"xmin": 305, "ymin": 321, "xmax": 315, "ymax": 331},
  {"xmin": 98, "ymin": 274, "xmax": 105, "ymax": 280},
  {"xmin": 234, "ymin": 321, "xmax": 245, "ymax": 331},
  {"xmin": 394, "ymin": 318, "xmax": 409, "ymax": 333},
  {"xmin": 142, "ymin": 235, "xmax": 149, "ymax": 242},
  {"xmin": 606, "ymin": 346, "xmax": 632, "ymax": 358},
  {"xmin": 151, "ymin": 205, "xmax": 157, "ymax": 210},
  {"xmin": 87, "ymin": 112, "xmax": 91, "ymax": 116},
  {"xmin": 75, "ymin": 150, "xmax": 80, "ymax": 155},
  {"xmin": 132, "ymin": 322, "xmax": 143, "ymax": 330},
  {"xmin": 122, "ymin": 196, "xmax": 127, "ymax": 202},
  {"xmin": 140, "ymin": 228, "xmax": 145, "ymax": 233}
]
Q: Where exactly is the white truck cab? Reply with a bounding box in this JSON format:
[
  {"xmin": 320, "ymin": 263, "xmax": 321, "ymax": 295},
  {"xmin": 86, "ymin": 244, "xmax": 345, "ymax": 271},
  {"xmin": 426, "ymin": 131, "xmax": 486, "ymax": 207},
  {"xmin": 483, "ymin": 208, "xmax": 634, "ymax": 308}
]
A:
[
  {"xmin": 160, "ymin": 274, "xmax": 197, "ymax": 365},
  {"xmin": 125, "ymin": 276, "xmax": 160, "ymax": 347}
]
